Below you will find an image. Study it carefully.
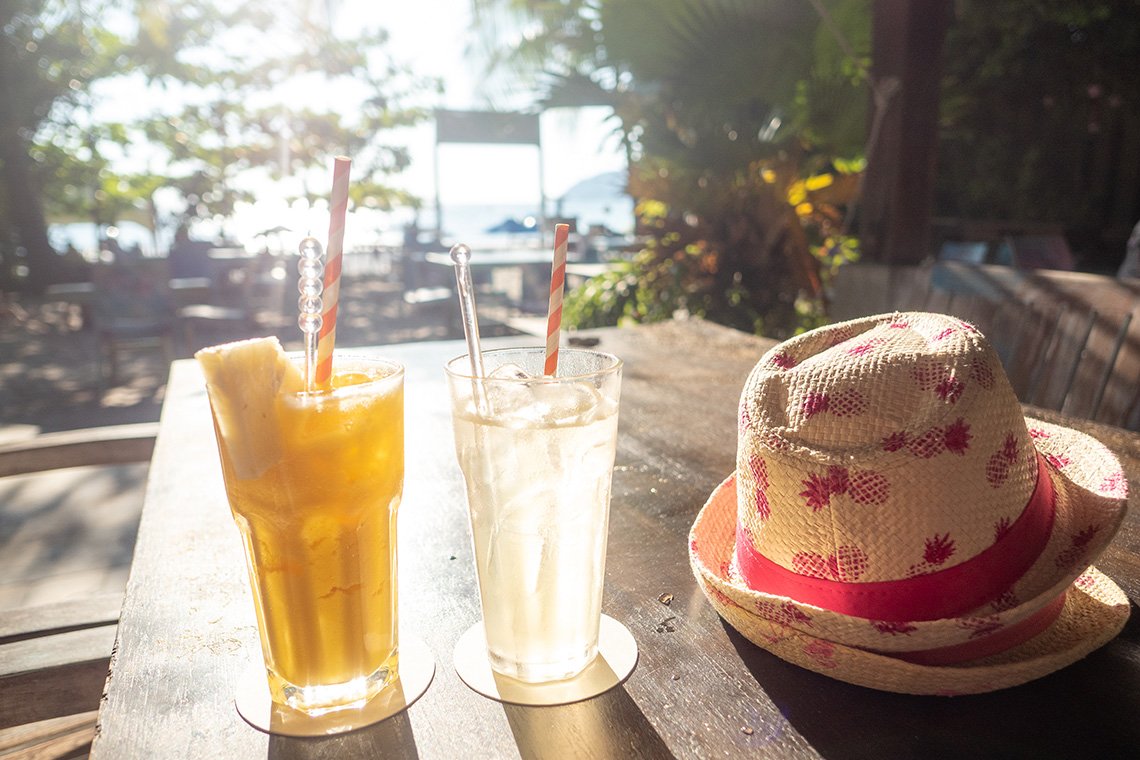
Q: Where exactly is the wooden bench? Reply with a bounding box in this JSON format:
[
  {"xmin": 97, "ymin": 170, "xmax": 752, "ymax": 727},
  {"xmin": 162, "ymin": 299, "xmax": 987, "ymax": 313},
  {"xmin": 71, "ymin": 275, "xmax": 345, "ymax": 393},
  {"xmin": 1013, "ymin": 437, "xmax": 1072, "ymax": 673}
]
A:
[
  {"xmin": 830, "ymin": 262, "xmax": 1140, "ymax": 430},
  {"xmin": 167, "ymin": 277, "xmax": 213, "ymax": 308},
  {"xmin": 0, "ymin": 423, "xmax": 158, "ymax": 757},
  {"xmin": 0, "ymin": 423, "xmax": 159, "ymax": 478},
  {"xmin": 402, "ymin": 285, "xmax": 454, "ymax": 309},
  {"xmin": 89, "ymin": 264, "xmax": 178, "ymax": 388},
  {"xmin": 178, "ymin": 303, "xmax": 252, "ymax": 354}
]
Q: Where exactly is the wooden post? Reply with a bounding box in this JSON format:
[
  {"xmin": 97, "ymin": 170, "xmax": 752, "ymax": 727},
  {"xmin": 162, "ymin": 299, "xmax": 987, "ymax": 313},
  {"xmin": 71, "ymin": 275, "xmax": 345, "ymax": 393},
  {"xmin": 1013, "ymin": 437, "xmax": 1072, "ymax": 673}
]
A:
[{"xmin": 859, "ymin": 0, "xmax": 952, "ymax": 265}]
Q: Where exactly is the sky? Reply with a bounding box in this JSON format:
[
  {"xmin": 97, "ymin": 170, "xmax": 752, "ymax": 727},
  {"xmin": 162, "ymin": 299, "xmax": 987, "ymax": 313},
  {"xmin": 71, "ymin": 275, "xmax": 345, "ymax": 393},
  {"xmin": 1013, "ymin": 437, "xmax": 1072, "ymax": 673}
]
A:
[
  {"xmin": 72, "ymin": 1, "xmax": 627, "ymax": 253},
  {"xmin": 341, "ymin": 0, "xmax": 629, "ymax": 243},
  {"xmin": 343, "ymin": 0, "xmax": 626, "ymax": 205}
]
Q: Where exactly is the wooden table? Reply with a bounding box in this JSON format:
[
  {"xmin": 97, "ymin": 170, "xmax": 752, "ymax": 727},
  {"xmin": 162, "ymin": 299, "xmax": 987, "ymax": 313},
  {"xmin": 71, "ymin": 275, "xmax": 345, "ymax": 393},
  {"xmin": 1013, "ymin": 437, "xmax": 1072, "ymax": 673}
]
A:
[{"xmin": 91, "ymin": 319, "xmax": 1140, "ymax": 758}]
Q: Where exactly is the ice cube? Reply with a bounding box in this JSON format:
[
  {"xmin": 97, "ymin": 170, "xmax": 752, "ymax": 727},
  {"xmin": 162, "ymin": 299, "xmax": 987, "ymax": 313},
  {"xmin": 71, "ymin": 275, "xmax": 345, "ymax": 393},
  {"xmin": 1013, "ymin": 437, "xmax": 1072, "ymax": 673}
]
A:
[
  {"xmin": 481, "ymin": 364, "xmax": 608, "ymax": 426},
  {"xmin": 483, "ymin": 383, "xmax": 538, "ymax": 420},
  {"xmin": 521, "ymin": 381, "xmax": 605, "ymax": 426},
  {"xmin": 487, "ymin": 362, "xmax": 534, "ymax": 381}
]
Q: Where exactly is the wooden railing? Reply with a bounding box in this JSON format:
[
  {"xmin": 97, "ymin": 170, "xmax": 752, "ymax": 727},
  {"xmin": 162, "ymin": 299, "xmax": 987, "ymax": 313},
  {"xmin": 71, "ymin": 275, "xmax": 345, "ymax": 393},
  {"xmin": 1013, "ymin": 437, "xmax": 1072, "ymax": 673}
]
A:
[{"xmin": 830, "ymin": 262, "xmax": 1140, "ymax": 430}]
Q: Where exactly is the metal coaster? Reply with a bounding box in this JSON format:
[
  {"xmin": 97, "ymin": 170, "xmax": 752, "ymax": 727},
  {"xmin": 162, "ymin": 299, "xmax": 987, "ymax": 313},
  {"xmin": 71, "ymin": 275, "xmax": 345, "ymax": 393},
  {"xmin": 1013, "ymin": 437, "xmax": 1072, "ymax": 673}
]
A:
[
  {"xmin": 453, "ymin": 614, "xmax": 638, "ymax": 706},
  {"xmin": 235, "ymin": 634, "xmax": 434, "ymax": 737}
]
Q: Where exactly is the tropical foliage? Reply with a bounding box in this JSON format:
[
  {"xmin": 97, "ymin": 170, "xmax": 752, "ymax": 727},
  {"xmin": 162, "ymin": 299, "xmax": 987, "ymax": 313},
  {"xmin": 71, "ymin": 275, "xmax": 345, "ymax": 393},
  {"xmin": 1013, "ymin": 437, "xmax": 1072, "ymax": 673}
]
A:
[
  {"xmin": 484, "ymin": 0, "xmax": 1140, "ymax": 325},
  {"xmin": 474, "ymin": 0, "xmax": 871, "ymax": 337},
  {"xmin": 1, "ymin": 0, "xmax": 435, "ymax": 290},
  {"xmin": 936, "ymin": 0, "xmax": 1140, "ymax": 249},
  {"xmin": 565, "ymin": 160, "xmax": 862, "ymax": 336}
]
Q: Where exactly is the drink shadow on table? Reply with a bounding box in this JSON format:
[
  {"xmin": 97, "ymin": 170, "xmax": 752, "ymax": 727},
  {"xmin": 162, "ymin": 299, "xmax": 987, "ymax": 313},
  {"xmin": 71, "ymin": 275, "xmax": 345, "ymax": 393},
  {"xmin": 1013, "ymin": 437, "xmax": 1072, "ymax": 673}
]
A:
[
  {"xmin": 723, "ymin": 607, "xmax": 1140, "ymax": 760},
  {"xmin": 265, "ymin": 711, "xmax": 421, "ymax": 760},
  {"xmin": 501, "ymin": 684, "xmax": 675, "ymax": 760}
]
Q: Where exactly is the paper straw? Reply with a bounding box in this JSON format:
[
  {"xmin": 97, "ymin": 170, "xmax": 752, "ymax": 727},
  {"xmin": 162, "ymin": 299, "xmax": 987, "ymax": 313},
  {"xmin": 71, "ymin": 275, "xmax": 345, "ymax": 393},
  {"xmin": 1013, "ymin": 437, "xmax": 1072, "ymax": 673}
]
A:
[
  {"xmin": 544, "ymin": 223, "xmax": 569, "ymax": 377},
  {"xmin": 315, "ymin": 156, "xmax": 351, "ymax": 387}
]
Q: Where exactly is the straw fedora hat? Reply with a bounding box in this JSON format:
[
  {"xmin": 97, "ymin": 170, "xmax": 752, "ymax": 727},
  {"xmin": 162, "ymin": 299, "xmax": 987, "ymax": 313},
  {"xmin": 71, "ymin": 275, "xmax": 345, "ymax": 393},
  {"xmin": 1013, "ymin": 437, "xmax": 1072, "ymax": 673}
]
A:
[{"xmin": 689, "ymin": 312, "xmax": 1131, "ymax": 695}]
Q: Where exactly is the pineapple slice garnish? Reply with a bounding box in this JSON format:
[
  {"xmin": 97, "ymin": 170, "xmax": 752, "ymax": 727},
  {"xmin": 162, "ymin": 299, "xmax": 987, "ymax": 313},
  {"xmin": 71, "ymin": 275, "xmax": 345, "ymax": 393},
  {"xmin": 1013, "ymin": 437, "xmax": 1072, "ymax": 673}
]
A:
[{"xmin": 196, "ymin": 337, "xmax": 305, "ymax": 479}]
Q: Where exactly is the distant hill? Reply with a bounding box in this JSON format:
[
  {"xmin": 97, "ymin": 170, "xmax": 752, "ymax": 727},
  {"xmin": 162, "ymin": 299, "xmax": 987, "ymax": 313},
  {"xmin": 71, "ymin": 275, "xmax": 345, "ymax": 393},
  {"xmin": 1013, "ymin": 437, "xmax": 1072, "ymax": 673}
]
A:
[{"xmin": 560, "ymin": 171, "xmax": 628, "ymax": 201}]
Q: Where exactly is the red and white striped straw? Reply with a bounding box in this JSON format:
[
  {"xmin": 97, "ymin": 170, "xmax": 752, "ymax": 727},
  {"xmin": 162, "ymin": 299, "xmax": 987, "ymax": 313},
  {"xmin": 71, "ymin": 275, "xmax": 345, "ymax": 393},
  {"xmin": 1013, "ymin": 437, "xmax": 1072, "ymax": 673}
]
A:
[
  {"xmin": 315, "ymin": 156, "xmax": 351, "ymax": 387},
  {"xmin": 544, "ymin": 223, "xmax": 569, "ymax": 377}
]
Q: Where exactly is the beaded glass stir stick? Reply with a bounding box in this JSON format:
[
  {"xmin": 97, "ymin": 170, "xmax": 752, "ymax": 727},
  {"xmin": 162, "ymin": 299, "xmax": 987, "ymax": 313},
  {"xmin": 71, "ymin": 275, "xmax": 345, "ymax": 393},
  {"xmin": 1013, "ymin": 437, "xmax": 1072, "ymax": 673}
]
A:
[{"xmin": 297, "ymin": 237, "xmax": 325, "ymax": 391}]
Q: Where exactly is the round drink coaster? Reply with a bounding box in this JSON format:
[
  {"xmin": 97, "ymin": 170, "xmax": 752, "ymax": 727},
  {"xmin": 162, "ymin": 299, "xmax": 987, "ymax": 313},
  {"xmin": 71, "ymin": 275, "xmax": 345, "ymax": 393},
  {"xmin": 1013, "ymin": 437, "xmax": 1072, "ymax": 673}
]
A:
[
  {"xmin": 234, "ymin": 634, "xmax": 435, "ymax": 737},
  {"xmin": 453, "ymin": 614, "xmax": 638, "ymax": 706}
]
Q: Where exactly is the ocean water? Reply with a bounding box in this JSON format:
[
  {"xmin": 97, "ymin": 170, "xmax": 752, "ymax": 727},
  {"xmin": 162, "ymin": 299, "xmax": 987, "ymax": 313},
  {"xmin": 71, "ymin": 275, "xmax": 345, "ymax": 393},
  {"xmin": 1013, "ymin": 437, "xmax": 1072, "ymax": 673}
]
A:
[
  {"xmin": 398, "ymin": 198, "xmax": 635, "ymax": 248},
  {"xmin": 47, "ymin": 196, "xmax": 635, "ymax": 260},
  {"xmin": 48, "ymin": 221, "xmax": 160, "ymax": 259}
]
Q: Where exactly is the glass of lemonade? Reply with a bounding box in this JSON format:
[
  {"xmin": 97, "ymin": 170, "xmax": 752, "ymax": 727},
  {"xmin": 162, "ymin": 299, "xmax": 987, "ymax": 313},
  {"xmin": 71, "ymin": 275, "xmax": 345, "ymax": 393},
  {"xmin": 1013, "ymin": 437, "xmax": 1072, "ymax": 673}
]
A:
[
  {"xmin": 199, "ymin": 339, "xmax": 404, "ymax": 715},
  {"xmin": 446, "ymin": 347, "xmax": 622, "ymax": 683}
]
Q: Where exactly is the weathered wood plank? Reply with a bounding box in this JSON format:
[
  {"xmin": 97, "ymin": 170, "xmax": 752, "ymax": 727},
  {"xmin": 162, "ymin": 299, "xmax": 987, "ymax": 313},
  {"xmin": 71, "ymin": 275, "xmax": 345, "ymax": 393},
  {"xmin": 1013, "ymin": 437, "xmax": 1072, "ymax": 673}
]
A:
[
  {"xmin": 1097, "ymin": 305, "xmax": 1140, "ymax": 429},
  {"xmin": 0, "ymin": 626, "xmax": 116, "ymax": 730},
  {"xmin": 0, "ymin": 710, "xmax": 98, "ymax": 759},
  {"xmin": 0, "ymin": 423, "xmax": 158, "ymax": 478},
  {"xmin": 89, "ymin": 320, "xmax": 1140, "ymax": 759},
  {"xmin": 0, "ymin": 594, "xmax": 122, "ymax": 644}
]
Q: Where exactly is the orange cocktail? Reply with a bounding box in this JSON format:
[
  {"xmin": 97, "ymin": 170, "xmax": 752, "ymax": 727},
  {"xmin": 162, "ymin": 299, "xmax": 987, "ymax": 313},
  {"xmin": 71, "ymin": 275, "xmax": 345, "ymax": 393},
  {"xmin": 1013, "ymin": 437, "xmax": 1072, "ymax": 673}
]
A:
[{"xmin": 200, "ymin": 339, "xmax": 404, "ymax": 714}]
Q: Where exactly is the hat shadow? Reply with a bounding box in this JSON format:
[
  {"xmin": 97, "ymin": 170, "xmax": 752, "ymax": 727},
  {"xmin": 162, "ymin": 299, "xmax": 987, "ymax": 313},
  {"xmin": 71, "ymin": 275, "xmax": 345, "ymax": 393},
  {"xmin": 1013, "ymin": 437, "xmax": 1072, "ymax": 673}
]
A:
[{"xmin": 723, "ymin": 605, "xmax": 1140, "ymax": 759}]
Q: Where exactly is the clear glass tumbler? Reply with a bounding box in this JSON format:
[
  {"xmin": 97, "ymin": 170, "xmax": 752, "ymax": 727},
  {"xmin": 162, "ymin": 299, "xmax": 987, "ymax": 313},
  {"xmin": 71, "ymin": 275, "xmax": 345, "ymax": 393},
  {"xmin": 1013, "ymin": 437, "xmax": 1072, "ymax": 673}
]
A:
[
  {"xmin": 446, "ymin": 347, "xmax": 622, "ymax": 682},
  {"xmin": 207, "ymin": 355, "xmax": 404, "ymax": 714}
]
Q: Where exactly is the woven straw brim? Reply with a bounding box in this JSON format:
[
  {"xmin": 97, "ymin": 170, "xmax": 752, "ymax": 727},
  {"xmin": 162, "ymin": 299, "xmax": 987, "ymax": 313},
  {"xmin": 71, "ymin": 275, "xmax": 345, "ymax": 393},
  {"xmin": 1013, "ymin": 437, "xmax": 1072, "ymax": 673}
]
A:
[
  {"xmin": 689, "ymin": 419, "xmax": 1130, "ymax": 694},
  {"xmin": 693, "ymin": 566, "xmax": 1128, "ymax": 695}
]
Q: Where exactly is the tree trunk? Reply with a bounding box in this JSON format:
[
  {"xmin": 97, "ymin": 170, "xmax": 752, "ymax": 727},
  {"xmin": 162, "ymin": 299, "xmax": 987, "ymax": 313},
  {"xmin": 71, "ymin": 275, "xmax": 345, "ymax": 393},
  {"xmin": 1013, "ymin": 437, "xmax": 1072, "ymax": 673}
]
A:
[
  {"xmin": 859, "ymin": 0, "xmax": 951, "ymax": 265},
  {"xmin": 0, "ymin": 136, "xmax": 62, "ymax": 293}
]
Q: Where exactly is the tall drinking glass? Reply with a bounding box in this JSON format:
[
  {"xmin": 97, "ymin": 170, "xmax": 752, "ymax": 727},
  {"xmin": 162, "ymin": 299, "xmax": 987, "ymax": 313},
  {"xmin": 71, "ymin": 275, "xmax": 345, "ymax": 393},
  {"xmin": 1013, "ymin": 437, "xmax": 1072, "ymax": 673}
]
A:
[
  {"xmin": 446, "ymin": 347, "xmax": 622, "ymax": 683},
  {"xmin": 205, "ymin": 354, "xmax": 404, "ymax": 715}
]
